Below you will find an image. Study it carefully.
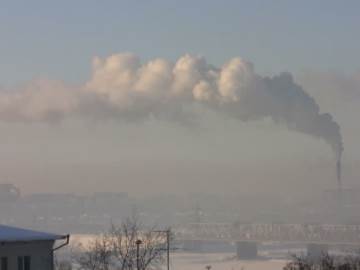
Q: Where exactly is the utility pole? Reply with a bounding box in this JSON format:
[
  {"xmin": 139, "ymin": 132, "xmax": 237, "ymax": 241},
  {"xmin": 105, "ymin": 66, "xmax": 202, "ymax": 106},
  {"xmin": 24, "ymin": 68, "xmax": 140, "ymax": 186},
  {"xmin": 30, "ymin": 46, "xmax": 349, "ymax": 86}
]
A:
[
  {"xmin": 166, "ymin": 229, "xmax": 170, "ymax": 270},
  {"xmin": 153, "ymin": 229, "xmax": 171, "ymax": 270}
]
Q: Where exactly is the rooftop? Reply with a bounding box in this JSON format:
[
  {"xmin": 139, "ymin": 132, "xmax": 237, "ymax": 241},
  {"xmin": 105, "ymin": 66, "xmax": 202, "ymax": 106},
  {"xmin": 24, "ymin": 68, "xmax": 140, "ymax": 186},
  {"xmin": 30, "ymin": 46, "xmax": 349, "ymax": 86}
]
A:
[{"xmin": 0, "ymin": 225, "xmax": 67, "ymax": 243}]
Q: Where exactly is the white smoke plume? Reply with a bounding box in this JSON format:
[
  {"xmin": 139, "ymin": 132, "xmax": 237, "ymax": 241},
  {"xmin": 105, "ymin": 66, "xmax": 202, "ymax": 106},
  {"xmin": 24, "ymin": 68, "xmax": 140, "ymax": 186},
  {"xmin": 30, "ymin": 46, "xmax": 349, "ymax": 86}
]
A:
[{"xmin": 0, "ymin": 53, "xmax": 343, "ymax": 184}]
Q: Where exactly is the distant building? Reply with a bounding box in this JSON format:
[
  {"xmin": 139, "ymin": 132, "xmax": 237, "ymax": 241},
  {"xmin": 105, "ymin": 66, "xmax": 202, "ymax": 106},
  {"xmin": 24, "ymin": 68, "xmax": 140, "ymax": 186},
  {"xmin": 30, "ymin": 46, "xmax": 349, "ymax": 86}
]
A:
[
  {"xmin": 0, "ymin": 184, "xmax": 20, "ymax": 203},
  {"xmin": 0, "ymin": 225, "xmax": 69, "ymax": 270}
]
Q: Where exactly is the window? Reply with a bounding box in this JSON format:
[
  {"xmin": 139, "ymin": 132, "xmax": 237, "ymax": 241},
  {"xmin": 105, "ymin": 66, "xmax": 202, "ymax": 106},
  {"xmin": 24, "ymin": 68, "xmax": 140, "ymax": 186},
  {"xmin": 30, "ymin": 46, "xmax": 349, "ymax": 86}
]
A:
[
  {"xmin": 1, "ymin": 257, "xmax": 8, "ymax": 270},
  {"xmin": 17, "ymin": 256, "xmax": 31, "ymax": 270},
  {"xmin": 24, "ymin": 256, "xmax": 31, "ymax": 270},
  {"xmin": 17, "ymin": 257, "xmax": 23, "ymax": 270}
]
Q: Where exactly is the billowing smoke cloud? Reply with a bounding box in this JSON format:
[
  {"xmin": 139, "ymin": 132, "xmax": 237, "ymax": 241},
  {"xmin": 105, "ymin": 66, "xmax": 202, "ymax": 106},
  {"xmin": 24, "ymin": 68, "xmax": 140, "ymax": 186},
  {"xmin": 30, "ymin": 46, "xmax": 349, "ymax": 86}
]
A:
[
  {"xmin": 0, "ymin": 53, "xmax": 343, "ymax": 185},
  {"xmin": 0, "ymin": 79, "xmax": 79, "ymax": 122}
]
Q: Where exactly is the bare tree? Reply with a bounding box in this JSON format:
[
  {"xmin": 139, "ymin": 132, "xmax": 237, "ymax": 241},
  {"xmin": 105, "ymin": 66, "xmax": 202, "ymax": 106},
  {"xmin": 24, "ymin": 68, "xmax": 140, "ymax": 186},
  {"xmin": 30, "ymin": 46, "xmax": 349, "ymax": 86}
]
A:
[
  {"xmin": 77, "ymin": 216, "xmax": 168, "ymax": 270},
  {"xmin": 54, "ymin": 249, "xmax": 73, "ymax": 270},
  {"xmin": 54, "ymin": 260, "xmax": 73, "ymax": 270},
  {"xmin": 77, "ymin": 235, "xmax": 112, "ymax": 270},
  {"xmin": 284, "ymin": 253, "xmax": 360, "ymax": 270},
  {"xmin": 136, "ymin": 228, "xmax": 167, "ymax": 270}
]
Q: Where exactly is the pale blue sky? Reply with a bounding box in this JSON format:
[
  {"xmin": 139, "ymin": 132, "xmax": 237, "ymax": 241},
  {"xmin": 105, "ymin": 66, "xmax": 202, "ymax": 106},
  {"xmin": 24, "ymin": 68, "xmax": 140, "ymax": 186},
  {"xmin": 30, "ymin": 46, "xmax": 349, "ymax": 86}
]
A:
[{"xmin": 0, "ymin": 0, "xmax": 359, "ymax": 85}]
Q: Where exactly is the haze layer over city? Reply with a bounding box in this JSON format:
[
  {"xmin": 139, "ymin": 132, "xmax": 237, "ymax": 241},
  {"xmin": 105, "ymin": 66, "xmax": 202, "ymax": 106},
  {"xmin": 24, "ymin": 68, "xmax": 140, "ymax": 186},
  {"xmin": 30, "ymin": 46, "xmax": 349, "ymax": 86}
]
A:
[{"xmin": 0, "ymin": 1, "xmax": 360, "ymax": 269}]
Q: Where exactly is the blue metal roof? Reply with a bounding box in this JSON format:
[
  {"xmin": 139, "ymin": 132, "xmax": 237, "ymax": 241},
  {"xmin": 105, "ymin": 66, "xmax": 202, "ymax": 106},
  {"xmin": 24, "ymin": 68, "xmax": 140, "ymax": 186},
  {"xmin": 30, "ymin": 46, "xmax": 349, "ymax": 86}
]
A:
[{"xmin": 0, "ymin": 225, "xmax": 67, "ymax": 243}]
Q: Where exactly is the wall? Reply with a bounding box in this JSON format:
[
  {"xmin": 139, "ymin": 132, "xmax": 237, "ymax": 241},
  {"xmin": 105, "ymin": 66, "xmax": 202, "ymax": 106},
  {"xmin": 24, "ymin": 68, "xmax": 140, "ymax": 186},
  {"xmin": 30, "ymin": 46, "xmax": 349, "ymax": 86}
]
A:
[{"xmin": 0, "ymin": 240, "xmax": 54, "ymax": 270}]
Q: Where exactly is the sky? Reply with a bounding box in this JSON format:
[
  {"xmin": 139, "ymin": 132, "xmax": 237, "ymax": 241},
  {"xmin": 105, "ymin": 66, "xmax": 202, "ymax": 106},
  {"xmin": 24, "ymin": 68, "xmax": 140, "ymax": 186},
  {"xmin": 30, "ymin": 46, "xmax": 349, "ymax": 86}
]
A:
[
  {"xmin": 0, "ymin": 1, "xmax": 359, "ymax": 197},
  {"xmin": 1, "ymin": 0, "xmax": 359, "ymax": 85}
]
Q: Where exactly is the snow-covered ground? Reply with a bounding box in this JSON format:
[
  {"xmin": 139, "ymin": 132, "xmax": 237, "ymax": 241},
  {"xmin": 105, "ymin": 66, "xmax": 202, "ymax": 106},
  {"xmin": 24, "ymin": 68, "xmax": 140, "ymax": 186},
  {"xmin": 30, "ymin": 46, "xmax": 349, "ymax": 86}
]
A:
[{"xmin": 170, "ymin": 252, "xmax": 286, "ymax": 270}]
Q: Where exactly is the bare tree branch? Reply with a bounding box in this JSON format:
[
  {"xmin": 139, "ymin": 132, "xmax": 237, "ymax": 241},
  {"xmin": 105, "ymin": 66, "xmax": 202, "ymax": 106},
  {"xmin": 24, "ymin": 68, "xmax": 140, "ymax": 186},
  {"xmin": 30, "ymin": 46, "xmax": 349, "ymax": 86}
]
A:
[{"xmin": 76, "ymin": 216, "xmax": 169, "ymax": 270}]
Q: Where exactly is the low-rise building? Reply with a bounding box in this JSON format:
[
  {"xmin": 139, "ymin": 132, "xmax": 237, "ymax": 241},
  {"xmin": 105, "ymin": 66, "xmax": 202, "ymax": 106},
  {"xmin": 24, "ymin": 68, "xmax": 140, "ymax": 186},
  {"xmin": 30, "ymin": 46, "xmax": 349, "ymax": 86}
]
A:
[{"xmin": 0, "ymin": 225, "xmax": 69, "ymax": 270}]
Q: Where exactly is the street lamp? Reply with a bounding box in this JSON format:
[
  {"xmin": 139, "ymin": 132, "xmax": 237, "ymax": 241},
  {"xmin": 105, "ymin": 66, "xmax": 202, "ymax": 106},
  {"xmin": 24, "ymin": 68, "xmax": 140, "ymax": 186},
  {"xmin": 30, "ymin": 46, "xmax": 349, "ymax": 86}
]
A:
[
  {"xmin": 152, "ymin": 229, "xmax": 171, "ymax": 270},
  {"xmin": 136, "ymin": 239, "xmax": 142, "ymax": 270}
]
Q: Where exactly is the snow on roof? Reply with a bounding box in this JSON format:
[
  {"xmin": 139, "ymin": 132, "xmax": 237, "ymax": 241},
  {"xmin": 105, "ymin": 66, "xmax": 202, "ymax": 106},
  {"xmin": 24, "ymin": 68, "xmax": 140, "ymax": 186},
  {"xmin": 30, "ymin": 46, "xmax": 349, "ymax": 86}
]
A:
[{"xmin": 0, "ymin": 225, "xmax": 67, "ymax": 243}]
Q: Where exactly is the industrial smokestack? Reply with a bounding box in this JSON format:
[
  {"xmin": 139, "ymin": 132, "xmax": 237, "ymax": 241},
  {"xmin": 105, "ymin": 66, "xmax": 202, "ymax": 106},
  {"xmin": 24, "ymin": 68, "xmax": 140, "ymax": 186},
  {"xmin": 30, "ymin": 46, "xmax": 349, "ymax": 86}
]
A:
[
  {"xmin": 337, "ymin": 154, "xmax": 342, "ymax": 191},
  {"xmin": 336, "ymin": 146, "xmax": 344, "ymax": 210}
]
